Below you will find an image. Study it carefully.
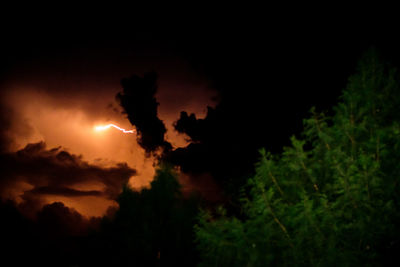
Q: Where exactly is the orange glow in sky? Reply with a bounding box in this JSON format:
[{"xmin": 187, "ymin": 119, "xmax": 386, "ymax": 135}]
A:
[{"xmin": 1, "ymin": 79, "xmax": 214, "ymax": 218}]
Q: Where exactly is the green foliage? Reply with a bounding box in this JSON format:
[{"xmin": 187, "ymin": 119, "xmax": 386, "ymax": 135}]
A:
[{"xmin": 195, "ymin": 49, "xmax": 400, "ymax": 266}]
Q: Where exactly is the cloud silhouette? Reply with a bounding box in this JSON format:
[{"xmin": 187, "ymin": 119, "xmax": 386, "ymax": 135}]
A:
[
  {"xmin": 0, "ymin": 141, "xmax": 136, "ymax": 215},
  {"xmin": 28, "ymin": 186, "xmax": 104, "ymax": 197},
  {"xmin": 116, "ymin": 72, "xmax": 172, "ymax": 155}
]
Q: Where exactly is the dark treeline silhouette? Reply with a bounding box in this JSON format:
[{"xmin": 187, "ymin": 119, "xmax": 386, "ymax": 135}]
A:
[
  {"xmin": 1, "ymin": 165, "xmax": 199, "ymax": 266},
  {"xmin": 88, "ymin": 165, "xmax": 199, "ymax": 266},
  {"xmin": 1, "ymin": 199, "xmax": 100, "ymax": 266}
]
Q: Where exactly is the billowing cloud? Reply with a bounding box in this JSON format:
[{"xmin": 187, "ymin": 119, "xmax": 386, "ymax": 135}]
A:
[
  {"xmin": 173, "ymin": 108, "xmax": 216, "ymax": 143},
  {"xmin": 28, "ymin": 186, "xmax": 103, "ymax": 197},
  {"xmin": 0, "ymin": 141, "xmax": 136, "ymax": 217},
  {"xmin": 166, "ymin": 94, "xmax": 292, "ymax": 192},
  {"xmin": 117, "ymin": 72, "xmax": 172, "ymax": 154}
]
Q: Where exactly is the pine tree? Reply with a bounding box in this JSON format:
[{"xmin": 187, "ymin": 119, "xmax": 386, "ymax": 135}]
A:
[{"xmin": 195, "ymin": 49, "xmax": 400, "ymax": 266}]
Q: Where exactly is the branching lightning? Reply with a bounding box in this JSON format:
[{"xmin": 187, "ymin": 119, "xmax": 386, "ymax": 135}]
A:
[{"xmin": 94, "ymin": 124, "xmax": 136, "ymax": 134}]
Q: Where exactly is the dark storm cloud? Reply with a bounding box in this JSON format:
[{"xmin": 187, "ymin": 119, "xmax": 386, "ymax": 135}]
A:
[
  {"xmin": 173, "ymin": 107, "xmax": 216, "ymax": 143},
  {"xmin": 166, "ymin": 86, "xmax": 308, "ymax": 191},
  {"xmin": 117, "ymin": 72, "xmax": 172, "ymax": 154},
  {"xmin": 28, "ymin": 186, "xmax": 104, "ymax": 197},
  {"xmin": 0, "ymin": 105, "xmax": 12, "ymax": 152},
  {"xmin": 0, "ymin": 104, "xmax": 34, "ymax": 153},
  {"xmin": 0, "ymin": 141, "xmax": 136, "ymax": 209}
]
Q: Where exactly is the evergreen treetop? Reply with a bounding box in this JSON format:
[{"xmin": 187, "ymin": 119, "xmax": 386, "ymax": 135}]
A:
[{"xmin": 195, "ymin": 49, "xmax": 400, "ymax": 266}]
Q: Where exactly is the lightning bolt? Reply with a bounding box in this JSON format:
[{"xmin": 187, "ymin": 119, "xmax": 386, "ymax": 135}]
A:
[{"xmin": 94, "ymin": 124, "xmax": 135, "ymax": 134}]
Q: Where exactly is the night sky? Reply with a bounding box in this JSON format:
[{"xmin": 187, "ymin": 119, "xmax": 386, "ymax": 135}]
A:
[{"xmin": 1, "ymin": 16, "xmax": 399, "ymax": 265}]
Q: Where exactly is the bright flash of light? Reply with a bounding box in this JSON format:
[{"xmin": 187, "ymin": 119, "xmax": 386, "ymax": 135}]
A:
[{"xmin": 94, "ymin": 124, "xmax": 136, "ymax": 134}]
